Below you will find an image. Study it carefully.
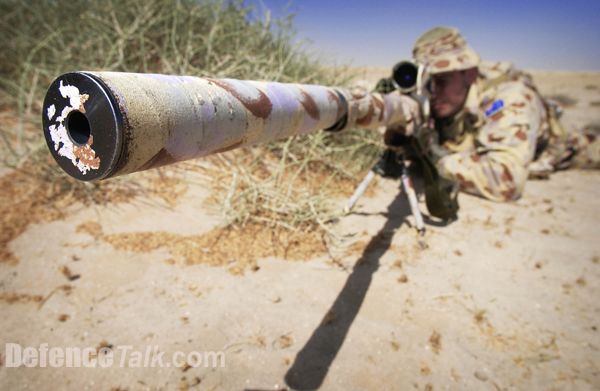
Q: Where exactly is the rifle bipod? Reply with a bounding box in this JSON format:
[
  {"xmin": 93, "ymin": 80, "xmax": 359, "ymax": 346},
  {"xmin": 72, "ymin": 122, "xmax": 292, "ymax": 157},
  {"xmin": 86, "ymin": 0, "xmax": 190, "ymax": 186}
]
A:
[{"xmin": 345, "ymin": 150, "xmax": 426, "ymax": 238}]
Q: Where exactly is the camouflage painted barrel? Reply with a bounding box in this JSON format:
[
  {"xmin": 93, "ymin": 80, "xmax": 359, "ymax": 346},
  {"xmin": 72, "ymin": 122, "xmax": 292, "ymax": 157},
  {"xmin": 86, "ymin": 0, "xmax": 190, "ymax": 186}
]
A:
[{"xmin": 42, "ymin": 72, "xmax": 412, "ymax": 181}]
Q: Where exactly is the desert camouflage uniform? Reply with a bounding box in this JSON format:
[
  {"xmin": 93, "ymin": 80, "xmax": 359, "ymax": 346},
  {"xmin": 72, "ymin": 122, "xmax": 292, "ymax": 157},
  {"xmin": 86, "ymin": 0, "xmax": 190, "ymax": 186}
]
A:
[{"xmin": 410, "ymin": 27, "xmax": 599, "ymax": 202}]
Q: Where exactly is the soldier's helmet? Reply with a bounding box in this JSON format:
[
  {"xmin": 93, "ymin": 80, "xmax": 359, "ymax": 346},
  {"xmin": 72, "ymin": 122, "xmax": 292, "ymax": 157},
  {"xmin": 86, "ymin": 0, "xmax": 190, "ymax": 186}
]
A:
[{"xmin": 413, "ymin": 26, "xmax": 480, "ymax": 74}]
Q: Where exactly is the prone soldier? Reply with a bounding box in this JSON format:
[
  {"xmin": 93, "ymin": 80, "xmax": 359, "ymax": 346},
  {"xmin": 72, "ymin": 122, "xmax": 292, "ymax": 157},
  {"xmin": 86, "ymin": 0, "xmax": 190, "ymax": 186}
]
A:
[{"xmin": 382, "ymin": 26, "xmax": 600, "ymax": 202}]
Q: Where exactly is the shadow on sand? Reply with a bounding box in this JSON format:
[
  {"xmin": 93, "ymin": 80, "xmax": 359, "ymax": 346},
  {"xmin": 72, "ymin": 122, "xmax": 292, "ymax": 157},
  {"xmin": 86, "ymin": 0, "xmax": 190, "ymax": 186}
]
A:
[{"xmin": 284, "ymin": 188, "xmax": 419, "ymax": 390}]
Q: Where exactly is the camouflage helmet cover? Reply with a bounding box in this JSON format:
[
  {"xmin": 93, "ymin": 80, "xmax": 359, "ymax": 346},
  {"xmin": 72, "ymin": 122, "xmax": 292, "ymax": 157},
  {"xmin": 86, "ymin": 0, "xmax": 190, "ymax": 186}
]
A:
[{"xmin": 413, "ymin": 27, "xmax": 480, "ymax": 74}]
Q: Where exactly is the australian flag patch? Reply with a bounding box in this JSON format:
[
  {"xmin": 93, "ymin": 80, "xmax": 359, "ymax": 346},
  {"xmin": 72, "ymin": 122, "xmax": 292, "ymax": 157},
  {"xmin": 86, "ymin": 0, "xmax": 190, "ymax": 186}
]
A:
[{"xmin": 485, "ymin": 99, "xmax": 504, "ymax": 117}]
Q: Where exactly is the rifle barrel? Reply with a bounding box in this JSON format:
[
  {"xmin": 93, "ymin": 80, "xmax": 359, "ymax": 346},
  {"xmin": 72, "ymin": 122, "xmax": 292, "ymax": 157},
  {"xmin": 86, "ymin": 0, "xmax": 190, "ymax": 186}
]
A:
[{"xmin": 42, "ymin": 72, "xmax": 407, "ymax": 181}]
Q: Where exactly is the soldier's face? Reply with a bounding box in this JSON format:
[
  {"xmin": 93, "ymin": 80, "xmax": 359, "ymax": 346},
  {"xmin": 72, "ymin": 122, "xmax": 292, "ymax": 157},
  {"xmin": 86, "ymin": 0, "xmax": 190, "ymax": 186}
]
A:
[{"xmin": 428, "ymin": 71, "xmax": 471, "ymax": 119}]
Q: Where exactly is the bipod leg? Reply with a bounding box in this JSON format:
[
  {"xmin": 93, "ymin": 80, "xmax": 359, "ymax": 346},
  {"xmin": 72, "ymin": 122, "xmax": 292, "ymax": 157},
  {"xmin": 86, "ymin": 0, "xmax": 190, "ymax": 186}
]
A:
[
  {"xmin": 400, "ymin": 163, "xmax": 426, "ymax": 240},
  {"xmin": 344, "ymin": 169, "xmax": 376, "ymax": 214}
]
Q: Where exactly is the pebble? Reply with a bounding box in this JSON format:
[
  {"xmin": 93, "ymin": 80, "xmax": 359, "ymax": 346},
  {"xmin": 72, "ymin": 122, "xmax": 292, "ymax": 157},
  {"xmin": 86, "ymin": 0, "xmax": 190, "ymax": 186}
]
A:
[{"xmin": 474, "ymin": 371, "xmax": 488, "ymax": 381}]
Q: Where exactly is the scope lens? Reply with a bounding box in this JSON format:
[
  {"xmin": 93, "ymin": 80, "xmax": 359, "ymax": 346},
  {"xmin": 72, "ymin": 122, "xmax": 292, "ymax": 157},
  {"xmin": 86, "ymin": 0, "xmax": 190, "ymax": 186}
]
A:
[{"xmin": 392, "ymin": 62, "xmax": 418, "ymax": 90}]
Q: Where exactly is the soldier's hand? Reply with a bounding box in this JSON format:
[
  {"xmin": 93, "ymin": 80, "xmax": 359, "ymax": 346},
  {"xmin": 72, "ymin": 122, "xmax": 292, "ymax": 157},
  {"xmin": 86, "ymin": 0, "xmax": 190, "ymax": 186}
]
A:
[
  {"xmin": 399, "ymin": 94, "xmax": 421, "ymax": 136},
  {"xmin": 383, "ymin": 94, "xmax": 421, "ymax": 140}
]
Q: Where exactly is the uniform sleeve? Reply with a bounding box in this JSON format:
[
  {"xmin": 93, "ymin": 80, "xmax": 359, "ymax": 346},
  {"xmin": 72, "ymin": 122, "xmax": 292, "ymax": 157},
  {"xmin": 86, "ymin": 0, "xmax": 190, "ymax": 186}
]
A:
[{"xmin": 436, "ymin": 83, "xmax": 544, "ymax": 201}]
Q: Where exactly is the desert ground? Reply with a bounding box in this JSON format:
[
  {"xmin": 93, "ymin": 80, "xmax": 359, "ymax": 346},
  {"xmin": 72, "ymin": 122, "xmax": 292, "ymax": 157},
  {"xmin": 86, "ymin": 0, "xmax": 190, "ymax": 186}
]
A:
[{"xmin": 1, "ymin": 70, "xmax": 599, "ymax": 391}]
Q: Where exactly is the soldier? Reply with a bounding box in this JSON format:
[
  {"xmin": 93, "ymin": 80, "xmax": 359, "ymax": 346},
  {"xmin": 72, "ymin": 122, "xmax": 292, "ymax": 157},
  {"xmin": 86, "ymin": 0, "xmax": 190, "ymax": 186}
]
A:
[{"xmin": 384, "ymin": 26, "xmax": 599, "ymax": 202}]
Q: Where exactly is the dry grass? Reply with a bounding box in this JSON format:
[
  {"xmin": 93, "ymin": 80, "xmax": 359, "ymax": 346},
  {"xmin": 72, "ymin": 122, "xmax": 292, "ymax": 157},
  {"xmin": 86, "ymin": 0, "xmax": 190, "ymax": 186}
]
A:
[
  {"xmin": 203, "ymin": 133, "xmax": 379, "ymax": 230},
  {"xmin": 76, "ymin": 220, "xmax": 328, "ymax": 275},
  {"xmin": 0, "ymin": 149, "xmax": 185, "ymax": 264},
  {"xmin": 0, "ymin": 0, "xmax": 383, "ymax": 265}
]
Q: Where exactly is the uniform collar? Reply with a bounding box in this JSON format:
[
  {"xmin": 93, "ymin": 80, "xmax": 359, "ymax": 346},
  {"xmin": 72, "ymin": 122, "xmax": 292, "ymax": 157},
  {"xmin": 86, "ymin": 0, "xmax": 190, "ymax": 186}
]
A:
[{"xmin": 465, "ymin": 81, "xmax": 480, "ymax": 114}]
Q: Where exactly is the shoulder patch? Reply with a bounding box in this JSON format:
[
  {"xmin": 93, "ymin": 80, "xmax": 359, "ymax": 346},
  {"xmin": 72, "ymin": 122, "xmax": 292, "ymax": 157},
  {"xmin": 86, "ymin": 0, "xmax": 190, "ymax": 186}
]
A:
[{"xmin": 484, "ymin": 99, "xmax": 504, "ymax": 118}]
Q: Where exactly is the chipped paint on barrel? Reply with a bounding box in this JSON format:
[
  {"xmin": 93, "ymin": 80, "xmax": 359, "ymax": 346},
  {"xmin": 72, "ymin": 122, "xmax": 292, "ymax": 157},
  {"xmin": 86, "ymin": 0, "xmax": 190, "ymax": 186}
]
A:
[{"xmin": 47, "ymin": 80, "xmax": 99, "ymax": 175}]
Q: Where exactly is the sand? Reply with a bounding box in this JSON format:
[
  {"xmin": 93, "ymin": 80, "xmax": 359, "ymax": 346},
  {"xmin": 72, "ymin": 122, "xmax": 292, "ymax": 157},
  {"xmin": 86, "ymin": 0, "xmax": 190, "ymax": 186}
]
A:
[{"xmin": 0, "ymin": 71, "xmax": 599, "ymax": 391}]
